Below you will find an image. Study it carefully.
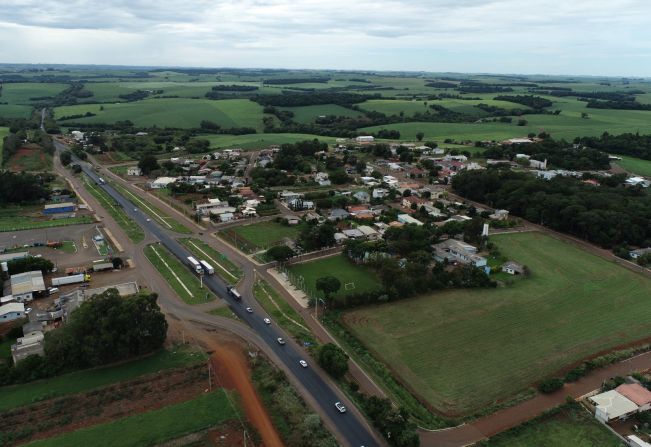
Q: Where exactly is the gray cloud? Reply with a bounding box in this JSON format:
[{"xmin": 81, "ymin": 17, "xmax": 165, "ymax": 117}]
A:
[{"xmin": 0, "ymin": 0, "xmax": 649, "ymax": 75}]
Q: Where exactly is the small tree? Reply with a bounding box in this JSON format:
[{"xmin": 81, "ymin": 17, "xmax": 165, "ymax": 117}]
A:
[
  {"xmin": 138, "ymin": 154, "xmax": 160, "ymax": 175},
  {"xmin": 266, "ymin": 245, "xmax": 295, "ymax": 264},
  {"xmin": 112, "ymin": 257, "xmax": 124, "ymax": 269},
  {"xmin": 316, "ymin": 276, "xmax": 341, "ymax": 303},
  {"xmin": 60, "ymin": 151, "xmax": 72, "ymax": 166},
  {"xmin": 317, "ymin": 343, "xmax": 349, "ymax": 379},
  {"xmin": 416, "ymin": 132, "xmax": 424, "ymax": 142}
]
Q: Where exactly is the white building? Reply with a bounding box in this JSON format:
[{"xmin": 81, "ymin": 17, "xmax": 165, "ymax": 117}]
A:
[
  {"xmin": 149, "ymin": 177, "xmax": 178, "ymax": 189},
  {"xmin": 11, "ymin": 328, "xmax": 45, "ymax": 364},
  {"xmin": 590, "ymin": 389, "xmax": 638, "ymax": 423},
  {"xmin": 530, "ymin": 159, "xmax": 548, "ymax": 170},
  {"xmin": 127, "ymin": 166, "xmax": 142, "ymax": 176},
  {"xmin": 10, "ymin": 271, "xmax": 46, "ymax": 302},
  {"xmin": 0, "ymin": 302, "xmax": 26, "ymax": 322},
  {"xmin": 397, "ymin": 214, "xmax": 424, "ymax": 226},
  {"xmin": 356, "ymin": 136, "xmax": 375, "ymax": 144}
]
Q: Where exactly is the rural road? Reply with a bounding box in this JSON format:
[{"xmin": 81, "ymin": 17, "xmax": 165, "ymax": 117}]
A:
[{"xmin": 56, "ymin": 141, "xmax": 384, "ymax": 447}]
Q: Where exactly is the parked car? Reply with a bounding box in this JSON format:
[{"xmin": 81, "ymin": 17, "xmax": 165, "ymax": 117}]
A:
[
  {"xmin": 335, "ymin": 402, "xmax": 346, "ymax": 413},
  {"xmin": 48, "ymin": 287, "xmax": 59, "ymax": 294}
]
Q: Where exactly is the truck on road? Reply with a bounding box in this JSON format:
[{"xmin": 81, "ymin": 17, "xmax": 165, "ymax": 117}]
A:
[
  {"xmin": 199, "ymin": 260, "xmax": 214, "ymax": 275},
  {"xmin": 226, "ymin": 286, "xmax": 241, "ymax": 301},
  {"xmin": 52, "ymin": 273, "xmax": 90, "ymax": 286},
  {"xmin": 187, "ymin": 256, "xmax": 203, "ymax": 274}
]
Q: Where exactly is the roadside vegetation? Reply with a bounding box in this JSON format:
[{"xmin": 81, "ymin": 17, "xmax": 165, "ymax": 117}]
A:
[
  {"xmin": 81, "ymin": 173, "xmax": 144, "ymax": 243},
  {"xmin": 144, "ymin": 243, "xmax": 216, "ymax": 304}
]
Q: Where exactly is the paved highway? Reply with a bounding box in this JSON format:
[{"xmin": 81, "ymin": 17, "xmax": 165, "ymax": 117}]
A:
[{"xmin": 67, "ymin": 149, "xmax": 380, "ymax": 447}]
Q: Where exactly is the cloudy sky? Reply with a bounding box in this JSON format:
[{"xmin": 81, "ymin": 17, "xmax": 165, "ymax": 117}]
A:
[{"xmin": 1, "ymin": 0, "xmax": 650, "ymax": 76}]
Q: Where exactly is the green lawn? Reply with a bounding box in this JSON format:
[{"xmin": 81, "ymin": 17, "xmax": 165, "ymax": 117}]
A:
[
  {"xmin": 479, "ymin": 404, "xmax": 622, "ymax": 447},
  {"xmin": 0, "ymin": 349, "xmax": 205, "ymax": 412},
  {"xmin": 209, "ymin": 306, "xmax": 239, "ymax": 320},
  {"xmin": 254, "ymin": 280, "xmax": 315, "ymax": 345},
  {"xmin": 25, "ymin": 390, "xmax": 239, "ymax": 447},
  {"xmin": 0, "ymin": 215, "xmax": 93, "ymax": 232},
  {"xmin": 144, "ymin": 243, "xmax": 215, "ymax": 305},
  {"xmin": 288, "ymin": 255, "xmax": 382, "ymax": 299},
  {"xmin": 227, "ymin": 221, "xmax": 304, "ymax": 252},
  {"xmin": 279, "ymin": 104, "xmax": 363, "ymax": 123},
  {"xmin": 54, "ymin": 98, "xmax": 268, "ymax": 131},
  {"xmin": 82, "ymin": 174, "xmax": 144, "ymax": 243},
  {"xmin": 342, "ymin": 231, "xmax": 651, "ymax": 416},
  {"xmin": 111, "ymin": 181, "xmax": 191, "ymax": 234},
  {"xmin": 615, "ymin": 155, "xmax": 651, "ymax": 177},
  {"xmin": 199, "ymin": 132, "xmax": 337, "ymax": 151},
  {"xmin": 178, "ymin": 238, "xmax": 243, "ymax": 283}
]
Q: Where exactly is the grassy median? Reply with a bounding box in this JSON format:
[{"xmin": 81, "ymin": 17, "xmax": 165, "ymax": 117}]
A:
[{"xmin": 178, "ymin": 238, "xmax": 243, "ymax": 283}]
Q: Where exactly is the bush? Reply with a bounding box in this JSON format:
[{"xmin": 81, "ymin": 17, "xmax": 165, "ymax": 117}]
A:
[{"xmin": 538, "ymin": 378, "xmax": 564, "ymax": 393}]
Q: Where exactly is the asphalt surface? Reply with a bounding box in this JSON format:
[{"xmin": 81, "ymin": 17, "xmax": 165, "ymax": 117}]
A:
[{"xmin": 63, "ymin": 145, "xmax": 380, "ymax": 447}]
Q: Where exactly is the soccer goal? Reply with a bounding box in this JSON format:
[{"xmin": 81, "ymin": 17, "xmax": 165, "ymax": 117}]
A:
[{"xmin": 344, "ymin": 282, "xmax": 356, "ymax": 291}]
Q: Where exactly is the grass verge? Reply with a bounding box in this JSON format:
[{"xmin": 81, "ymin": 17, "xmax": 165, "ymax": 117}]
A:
[
  {"xmin": 25, "ymin": 389, "xmax": 240, "ymax": 447},
  {"xmin": 81, "ymin": 174, "xmax": 144, "ymax": 243},
  {"xmin": 144, "ymin": 243, "xmax": 215, "ymax": 305},
  {"xmin": 0, "ymin": 216, "xmax": 94, "ymax": 232}
]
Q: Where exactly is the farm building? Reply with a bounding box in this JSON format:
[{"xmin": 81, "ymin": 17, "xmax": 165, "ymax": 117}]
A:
[
  {"xmin": 149, "ymin": 177, "xmax": 178, "ymax": 189},
  {"xmin": 0, "ymin": 302, "xmax": 26, "ymax": 322},
  {"xmin": 43, "ymin": 202, "xmax": 77, "ymax": 215},
  {"xmin": 502, "ymin": 261, "xmax": 525, "ymax": 275},
  {"xmin": 355, "ymin": 136, "xmax": 375, "ymax": 144},
  {"xmin": 433, "ymin": 239, "xmax": 488, "ymax": 271},
  {"xmin": 10, "ymin": 270, "xmax": 46, "ymax": 302}
]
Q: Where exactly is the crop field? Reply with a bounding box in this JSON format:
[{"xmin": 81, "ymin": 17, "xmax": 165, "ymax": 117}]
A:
[
  {"xmin": 0, "ymin": 349, "xmax": 205, "ymax": 412},
  {"xmin": 7, "ymin": 145, "xmax": 52, "ymax": 172},
  {"xmin": 0, "ymin": 126, "xmax": 8, "ymax": 163},
  {"xmin": 288, "ymin": 254, "xmax": 382, "ymax": 299},
  {"xmin": 178, "ymin": 237, "xmax": 242, "ymax": 283},
  {"xmin": 278, "ymin": 104, "xmax": 363, "ymax": 123},
  {"xmin": 0, "ymin": 104, "xmax": 32, "ymax": 118},
  {"xmin": 82, "ymin": 174, "xmax": 144, "ymax": 243},
  {"xmin": 225, "ymin": 221, "xmax": 304, "ymax": 252},
  {"xmin": 480, "ymin": 404, "xmax": 621, "ymax": 447},
  {"xmin": 111, "ymin": 182, "xmax": 191, "ymax": 234},
  {"xmin": 54, "ymin": 98, "xmax": 268, "ymax": 131},
  {"xmin": 614, "ymin": 155, "xmax": 651, "ymax": 177},
  {"xmin": 342, "ymin": 232, "xmax": 651, "ymax": 416},
  {"xmin": 25, "ymin": 390, "xmax": 239, "ymax": 447},
  {"xmin": 199, "ymin": 132, "xmax": 337, "ymax": 150},
  {"xmin": 0, "ymin": 82, "xmax": 68, "ymax": 104}
]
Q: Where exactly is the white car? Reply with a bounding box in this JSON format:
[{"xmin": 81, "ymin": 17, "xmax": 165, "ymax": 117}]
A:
[
  {"xmin": 246, "ymin": 307, "xmax": 253, "ymax": 313},
  {"xmin": 146, "ymin": 218, "xmax": 151, "ymax": 222},
  {"xmin": 277, "ymin": 337, "xmax": 286, "ymax": 345},
  {"xmin": 299, "ymin": 360, "xmax": 308, "ymax": 368},
  {"xmin": 335, "ymin": 402, "xmax": 346, "ymax": 413},
  {"xmin": 48, "ymin": 287, "xmax": 59, "ymax": 294},
  {"xmin": 263, "ymin": 318, "xmax": 271, "ymax": 325},
  {"xmin": 134, "ymin": 208, "xmax": 137, "ymax": 211},
  {"xmin": 25, "ymin": 307, "xmax": 32, "ymax": 314}
]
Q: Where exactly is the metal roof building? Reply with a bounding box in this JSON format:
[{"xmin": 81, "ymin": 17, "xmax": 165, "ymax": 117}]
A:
[{"xmin": 10, "ymin": 271, "xmax": 46, "ymax": 301}]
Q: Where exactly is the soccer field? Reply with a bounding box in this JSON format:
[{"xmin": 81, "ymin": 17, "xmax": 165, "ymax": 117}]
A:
[{"xmin": 342, "ymin": 232, "xmax": 651, "ymax": 415}]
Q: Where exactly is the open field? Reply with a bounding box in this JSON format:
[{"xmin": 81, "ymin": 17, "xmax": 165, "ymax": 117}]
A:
[
  {"xmin": 0, "ymin": 104, "xmax": 32, "ymax": 118},
  {"xmin": 111, "ymin": 182, "xmax": 191, "ymax": 234},
  {"xmin": 479, "ymin": 404, "xmax": 621, "ymax": 447},
  {"xmin": 82, "ymin": 174, "xmax": 144, "ymax": 243},
  {"xmin": 342, "ymin": 232, "xmax": 651, "ymax": 416},
  {"xmin": 0, "ymin": 83, "xmax": 68, "ymax": 104},
  {"xmin": 288, "ymin": 254, "xmax": 382, "ymax": 299},
  {"xmin": 614, "ymin": 155, "xmax": 651, "ymax": 177},
  {"xmin": 25, "ymin": 389, "xmax": 239, "ymax": 447},
  {"xmin": 178, "ymin": 237, "xmax": 243, "ymax": 283},
  {"xmin": 279, "ymin": 104, "xmax": 362, "ymax": 123},
  {"xmin": 54, "ymin": 98, "xmax": 268, "ymax": 131},
  {"xmin": 144, "ymin": 243, "xmax": 215, "ymax": 305},
  {"xmin": 225, "ymin": 221, "xmax": 304, "ymax": 252},
  {"xmin": 253, "ymin": 280, "xmax": 315, "ymax": 345},
  {"xmin": 7, "ymin": 146, "xmax": 52, "ymax": 172},
  {"xmin": 0, "ymin": 213, "xmax": 93, "ymax": 232},
  {"xmin": 199, "ymin": 132, "xmax": 337, "ymax": 150},
  {"xmin": 0, "ymin": 349, "xmax": 205, "ymax": 412}
]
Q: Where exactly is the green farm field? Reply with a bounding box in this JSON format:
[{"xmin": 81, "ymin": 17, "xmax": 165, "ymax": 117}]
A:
[
  {"xmin": 7, "ymin": 145, "xmax": 52, "ymax": 172},
  {"xmin": 0, "ymin": 104, "xmax": 32, "ymax": 118},
  {"xmin": 54, "ymin": 98, "xmax": 268, "ymax": 131},
  {"xmin": 144, "ymin": 243, "xmax": 215, "ymax": 305},
  {"xmin": 614, "ymin": 155, "xmax": 651, "ymax": 177},
  {"xmin": 279, "ymin": 104, "xmax": 363, "ymax": 123},
  {"xmin": 25, "ymin": 390, "xmax": 239, "ymax": 447},
  {"xmin": 479, "ymin": 404, "xmax": 621, "ymax": 447},
  {"xmin": 342, "ymin": 231, "xmax": 651, "ymax": 416},
  {"xmin": 0, "ymin": 126, "xmax": 8, "ymax": 164},
  {"xmin": 226, "ymin": 221, "xmax": 304, "ymax": 252},
  {"xmin": 200, "ymin": 132, "xmax": 337, "ymax": 150},
  {"xmin": 0, "ymin": 349, "xmax": 205, "ymax": 412},
  {"xmin": 288, "ymin": 255, "xmax": 382, "ymax": 299},
  {"xmin": 0, "ymin": 82, "xmax": 68, "ymax": 104}
]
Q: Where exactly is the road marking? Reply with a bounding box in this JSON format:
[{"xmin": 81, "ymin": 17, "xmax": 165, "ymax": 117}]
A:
[
  {"xmin": 256, "ymin": 280, "xmax": 309, "ymax": 332},
  {"xmin": 187, "ymin": 240, "xmax": 238, "ymax": 281},
  {"xmin": 150, "ymin": 245, "xmax": 194, "ymax": 298},
  {"xmin": 116, "ymin": 183, "xmax": 173, "ymax": 229}
]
